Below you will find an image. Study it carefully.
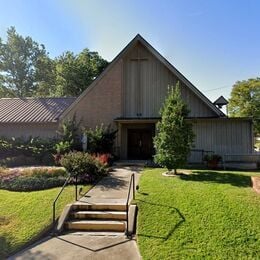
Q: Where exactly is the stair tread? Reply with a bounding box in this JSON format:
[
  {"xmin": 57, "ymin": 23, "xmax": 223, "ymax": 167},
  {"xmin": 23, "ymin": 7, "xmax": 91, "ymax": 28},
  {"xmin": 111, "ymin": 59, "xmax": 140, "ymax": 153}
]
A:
[
  {"xmin": 72, "ymin": 203, "xmax": 127, "ymax": 211},
  {"xmin": 72, "ymin": 211, "xmax": 126, "ymax": 214},
  {"xmin": 73, "ymin": 202, "xmax": 126, "ymax": 206},
  {"xmin": 67, "ymin": 220, "xmax": 125, "ymax": 224}
]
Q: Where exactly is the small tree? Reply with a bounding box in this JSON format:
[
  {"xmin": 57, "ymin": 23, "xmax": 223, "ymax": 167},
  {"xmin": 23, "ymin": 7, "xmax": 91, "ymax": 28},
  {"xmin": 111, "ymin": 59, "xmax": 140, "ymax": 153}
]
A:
[
  {"xmin": 57, "ymin": 114, "xmax": 81, "ymax": 151},
  {"xmin": 84, "ymin": 124, "xmax": 117, "ymax": 154},
  {"xmin": 154, "ymin": 82, "xmax": 194, "ymax": 174}
]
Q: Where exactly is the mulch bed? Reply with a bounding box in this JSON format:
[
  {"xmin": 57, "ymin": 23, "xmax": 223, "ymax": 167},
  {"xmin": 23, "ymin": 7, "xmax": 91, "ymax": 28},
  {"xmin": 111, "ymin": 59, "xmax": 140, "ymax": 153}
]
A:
[{"xmin": 251, "ymin": 176, "xmax": 260, "ymax": 194}]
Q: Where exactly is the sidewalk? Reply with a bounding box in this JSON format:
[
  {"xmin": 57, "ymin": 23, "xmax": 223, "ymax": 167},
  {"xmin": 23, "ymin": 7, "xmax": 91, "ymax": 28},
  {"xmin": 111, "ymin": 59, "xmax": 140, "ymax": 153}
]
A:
[{"xmin": 10, "ymin": 166, "xmax": 142, "ymax": 260}]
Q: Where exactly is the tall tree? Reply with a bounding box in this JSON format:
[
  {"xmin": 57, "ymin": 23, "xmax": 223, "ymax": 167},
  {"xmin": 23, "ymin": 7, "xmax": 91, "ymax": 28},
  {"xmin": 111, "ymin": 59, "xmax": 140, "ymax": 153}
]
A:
[
  {"xmin": 154, "ymin": 82, "xmax": 194, "ymax": 174},
  {"xmin": 34, "ymin": 55, "xmax": 56, "ymax": 97},
  {"xmin": 0, "ymin": 27, "xmax": 50, "ymax": 97},
  {"xmin": 229, "ymin": 78, "xmax": 260, "ymax": 135},
  {"xmin": 54, "ymin": 49, "xmax": 108, "ymax": 96}
]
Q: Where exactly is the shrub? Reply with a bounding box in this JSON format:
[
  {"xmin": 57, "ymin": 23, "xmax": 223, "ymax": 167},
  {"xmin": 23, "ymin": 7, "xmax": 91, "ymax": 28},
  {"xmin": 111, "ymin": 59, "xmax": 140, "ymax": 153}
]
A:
[
  {"xmin": 57, "ymin": 115, "xmax": 81, "ymax": 151},
  {"xmin": 0, "ymin": 155, "xmax": 38, "ymax": 167},
  {"xmin": 203, "ymin": 154, "xmax": 222, "ymax": 162},
  {"xmin": 0, "ymin": 136, "xmax": 56, "ymax": 165},
  {"xmin": 95, "ymin": 153, "xmax": 113, "ymax": 166},
  {"xmin": 84, "ymin": 124, "xmax": 117, "ymax": 154},
  {"xmin": 0, "ymin": 167, "xmax": 68, "ymax": 191},
  {"xmin": 0, "ymin": 176, "xmax": 66, "ymax": 191},
  {"xmin": 60, "ymin": 152, "xmax": 107, "ymax": 183}
]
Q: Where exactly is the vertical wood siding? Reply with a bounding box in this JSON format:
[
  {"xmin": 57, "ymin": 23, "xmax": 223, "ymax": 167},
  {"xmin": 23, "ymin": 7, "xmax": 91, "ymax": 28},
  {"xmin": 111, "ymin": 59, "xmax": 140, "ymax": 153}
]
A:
[
  {"xmin": 123, "ymin": 42, "xmax": 216, "ymax": 118},
  {"xmin": 189, "ymin": 119, "xmax": 253, "ymax": 162}
]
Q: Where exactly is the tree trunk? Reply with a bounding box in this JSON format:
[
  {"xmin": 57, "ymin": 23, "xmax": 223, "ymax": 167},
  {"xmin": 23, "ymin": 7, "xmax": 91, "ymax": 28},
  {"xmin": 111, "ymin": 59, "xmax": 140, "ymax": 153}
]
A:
[{"xmin": 174, "ymin": 168, "xmax": 177, "ymax": 175}]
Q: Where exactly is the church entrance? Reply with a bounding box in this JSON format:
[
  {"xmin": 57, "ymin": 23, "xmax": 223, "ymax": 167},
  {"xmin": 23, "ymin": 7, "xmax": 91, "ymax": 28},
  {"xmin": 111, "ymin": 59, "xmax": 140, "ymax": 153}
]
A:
[{"xmin": 127, "ymin": 129, "xmax": 154, "ymax": 159}]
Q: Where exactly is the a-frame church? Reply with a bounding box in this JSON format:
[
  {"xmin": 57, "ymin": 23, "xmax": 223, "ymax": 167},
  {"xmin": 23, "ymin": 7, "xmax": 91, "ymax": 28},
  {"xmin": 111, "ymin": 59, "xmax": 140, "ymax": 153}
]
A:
[
  {"xmin": 62, "ymin": 34, "xmax": 253, "ymax": 161},
  {"xmin": 0, "ymin": 34, "xmax": 253, "ymax": 161}
]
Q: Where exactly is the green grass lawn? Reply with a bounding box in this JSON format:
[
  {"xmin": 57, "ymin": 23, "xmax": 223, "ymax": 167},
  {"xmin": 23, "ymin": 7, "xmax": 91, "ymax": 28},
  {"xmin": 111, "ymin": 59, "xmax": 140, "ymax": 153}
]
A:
[
  {"xmin": 136, "ymin": 169, "xmax": 260, "ymax": 259},
  {"xmin": 0, "ymin": 184, "xmax": 90, "ymax": 258}
]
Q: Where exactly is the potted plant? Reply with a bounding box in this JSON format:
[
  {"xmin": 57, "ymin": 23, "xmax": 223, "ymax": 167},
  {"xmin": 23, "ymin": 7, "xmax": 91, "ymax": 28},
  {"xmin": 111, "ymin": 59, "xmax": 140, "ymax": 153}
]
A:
[{"xmin": 203, "ymin": 154, "xmax": 222, "ymax": 169}]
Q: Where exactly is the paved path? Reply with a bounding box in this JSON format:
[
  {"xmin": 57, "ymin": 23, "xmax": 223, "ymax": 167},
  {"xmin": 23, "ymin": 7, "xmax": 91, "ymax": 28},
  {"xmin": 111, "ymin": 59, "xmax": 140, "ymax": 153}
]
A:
[{"xmin": 10, "ymin": 166, "xmax": 143, "ymax": 260}]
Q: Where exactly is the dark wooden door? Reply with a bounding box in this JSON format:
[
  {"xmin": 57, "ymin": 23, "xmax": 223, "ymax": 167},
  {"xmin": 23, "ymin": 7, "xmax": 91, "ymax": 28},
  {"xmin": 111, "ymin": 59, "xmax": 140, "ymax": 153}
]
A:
[{"xmin": 127, "ymin": 129, "xmax": 153, "ymax": 159}]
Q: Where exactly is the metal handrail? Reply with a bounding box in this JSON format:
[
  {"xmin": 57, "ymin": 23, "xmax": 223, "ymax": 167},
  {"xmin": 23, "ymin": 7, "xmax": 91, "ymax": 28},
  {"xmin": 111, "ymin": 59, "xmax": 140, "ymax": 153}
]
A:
[
  {"xmin": 52, "ymin": 173, "xmax": 78, "ymax": 231},
  {"xmin": 125, "ymin": 173, "xmax": 135, "ymax": 236}
]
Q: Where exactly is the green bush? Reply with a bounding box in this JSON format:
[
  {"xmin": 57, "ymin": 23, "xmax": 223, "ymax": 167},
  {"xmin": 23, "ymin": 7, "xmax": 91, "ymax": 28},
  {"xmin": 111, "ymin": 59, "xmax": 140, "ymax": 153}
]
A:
[
  {"xmin": 57, "ymin": 115, "xmax": 81, "ymax": 151},
  {"xmin": 60, "ymin": 152, "xmax": 107, "ymax": 183},
  {"xmin": 0, "ymin": 176, "xmax": 66, "ymax": 191},
  {"xmin": 0, "ymin": 136, "xmax": 56, "ymax": 165},
  {"xmin": 0, "ymin": 167, "xmax": 68, "ymax": 191},
  {"xmin": 0, "ymin": 155, "xmax": 38, "ymax": 167},
  {"xmin": 84, "ymin": 124, "xmax": 117, "ymax": 154}
]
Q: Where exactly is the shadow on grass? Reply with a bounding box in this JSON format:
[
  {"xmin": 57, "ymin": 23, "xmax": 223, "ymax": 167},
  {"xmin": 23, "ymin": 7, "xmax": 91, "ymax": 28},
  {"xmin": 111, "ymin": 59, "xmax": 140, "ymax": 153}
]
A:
[
  {"xmin": 0, "ymin": 235, "xmax": 11, "ymax": 259},
  {"xmin": 179, "ymin": 171, "xmax": 251, "ymax": 187},
  {"xmin": 137, "ymin": 199, "xmax": 185, "ymax": 241}
]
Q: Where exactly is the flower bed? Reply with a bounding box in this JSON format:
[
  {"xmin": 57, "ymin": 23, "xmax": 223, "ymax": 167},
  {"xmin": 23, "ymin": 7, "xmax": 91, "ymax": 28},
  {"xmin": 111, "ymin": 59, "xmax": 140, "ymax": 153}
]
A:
[{"xmin": 0, "ymin": 167, "xmax": 68, "ymax": 191}]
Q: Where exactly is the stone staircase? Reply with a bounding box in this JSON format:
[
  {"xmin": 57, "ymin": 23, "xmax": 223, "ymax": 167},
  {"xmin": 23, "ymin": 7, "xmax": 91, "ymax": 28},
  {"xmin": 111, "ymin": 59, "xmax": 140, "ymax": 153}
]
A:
[{"xmin": 63, "ymin": 201, "xmax": 128, "ymax": 233}]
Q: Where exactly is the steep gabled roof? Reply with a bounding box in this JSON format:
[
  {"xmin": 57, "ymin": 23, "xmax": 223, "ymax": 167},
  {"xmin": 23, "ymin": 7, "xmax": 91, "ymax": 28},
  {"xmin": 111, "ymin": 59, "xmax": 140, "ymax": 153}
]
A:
[
  {"xmin": 62, "ymin": 34, "xmax": 225, "ymax": 118},
  {"xmin": 0, "ymin": 97, "xmax": 76, "ymax": 123}
]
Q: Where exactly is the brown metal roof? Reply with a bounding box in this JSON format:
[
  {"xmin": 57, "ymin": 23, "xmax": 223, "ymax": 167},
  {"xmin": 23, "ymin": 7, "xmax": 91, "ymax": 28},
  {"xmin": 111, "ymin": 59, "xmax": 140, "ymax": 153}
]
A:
[{"xmin": 0, "ymin": 97, "xmax": 76, "ymax": 123}]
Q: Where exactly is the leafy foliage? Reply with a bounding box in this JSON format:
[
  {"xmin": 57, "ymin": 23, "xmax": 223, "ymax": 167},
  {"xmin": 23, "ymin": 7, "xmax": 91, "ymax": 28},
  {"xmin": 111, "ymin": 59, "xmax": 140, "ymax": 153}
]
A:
[
  {"xmin": 85, "ymin": 124, "xmax": 117, "ymax": 154},
  {"xmin": 0, "ymin": 27, "xmax": 108, "ymax": 98},
  {"xmin": 154, "ymin": 83, "xmax": 194, "ymax": 172},
  {"xmin": 60, "ymin": 152, "xmax": 107, "ymax": 183},
  {"xmin": 55, "ymin": 141, "xmax": 71, "ymax": 155},
  {"xmin": 229, "ymin": 78, "xmax": 260, "ymax": 135},
  {"xmin": 54, "ymin": 49, "xmax": 108, "ymax": 96},
  {"xmin": 0, "ymin": 167, "xmax": 68, "ymax": 191},
  {"xmin": 0, "ymin": 27, "xmax": 49, "ymax": 97},
  {"xmin": 203, "ymin": 153, "xmax": 222, "ymax": 162},
  {"xmin": 0, "ymin": 136, "xmax": 56, "ymax": 165},
  {"xmin": 56, "ymin": 115, "xmax": 81, "ymax": 152}
]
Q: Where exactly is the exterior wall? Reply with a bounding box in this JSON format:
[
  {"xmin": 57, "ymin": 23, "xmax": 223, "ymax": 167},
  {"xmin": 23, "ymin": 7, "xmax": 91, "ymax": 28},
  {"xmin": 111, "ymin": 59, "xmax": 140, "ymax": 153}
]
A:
[
  {"xmin": 123, "ymin": 42, "xmax": 217, "ymax": 118},
  {"xmin": 0, "ymin": 122, "xmax": 59, "ymax": 139},
  {"xmin": 189, "ymin": 118, "xmax": 253, "ymax": 162},
  {"xmin": 65, "ymin": 60, "xmax": 123, "ymax": 131}
]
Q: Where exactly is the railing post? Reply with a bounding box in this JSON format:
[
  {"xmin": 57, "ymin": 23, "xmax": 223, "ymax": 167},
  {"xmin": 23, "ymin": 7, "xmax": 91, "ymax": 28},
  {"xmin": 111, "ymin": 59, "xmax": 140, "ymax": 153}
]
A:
[
  {"xmin": 133, "ymin": 174, "xmax": 135, "ymax": 200},
  {"xmin": 53, "ymin": 204, "xmax": 55, "ymax": 231},
  {"xmin": 126, "ymin": 203, "xmax": 129, "ymax": 235},
  {"xmin": 75, "ymin": 175, "xmax": 78, "ymax": 201},
  {"xmin": 52, "ymin": 174, "xmax": 71, "ymax": 233}
]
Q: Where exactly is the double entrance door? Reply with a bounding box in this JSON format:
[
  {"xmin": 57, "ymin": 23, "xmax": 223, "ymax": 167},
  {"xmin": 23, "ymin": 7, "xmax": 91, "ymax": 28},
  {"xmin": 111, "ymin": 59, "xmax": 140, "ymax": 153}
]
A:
[{"xmin": 127, "ymin": 129, "xmax": 154, "ymax": 160}]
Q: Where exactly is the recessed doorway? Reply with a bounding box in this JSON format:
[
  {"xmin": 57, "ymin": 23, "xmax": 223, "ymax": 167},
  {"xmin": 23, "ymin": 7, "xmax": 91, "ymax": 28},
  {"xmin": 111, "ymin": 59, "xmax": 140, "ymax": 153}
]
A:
[{"xmin": 127, "ymin": 129, "xmax": 153, "ymax": 159}]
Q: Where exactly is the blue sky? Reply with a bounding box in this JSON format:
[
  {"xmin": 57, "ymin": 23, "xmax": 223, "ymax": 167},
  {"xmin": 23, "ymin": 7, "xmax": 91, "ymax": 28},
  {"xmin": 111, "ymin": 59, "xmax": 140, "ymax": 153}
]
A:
[{"xmin": 0, "ymin": 0, "xmax": 259, "ymax": 102}]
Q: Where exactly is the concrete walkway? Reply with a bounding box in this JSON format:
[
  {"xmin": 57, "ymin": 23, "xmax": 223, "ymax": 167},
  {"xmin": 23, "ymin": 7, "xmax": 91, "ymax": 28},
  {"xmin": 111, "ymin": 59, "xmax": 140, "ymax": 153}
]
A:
[{"xmin": 10, "ymin": 166, "xmax": 142, "ymax": 260}]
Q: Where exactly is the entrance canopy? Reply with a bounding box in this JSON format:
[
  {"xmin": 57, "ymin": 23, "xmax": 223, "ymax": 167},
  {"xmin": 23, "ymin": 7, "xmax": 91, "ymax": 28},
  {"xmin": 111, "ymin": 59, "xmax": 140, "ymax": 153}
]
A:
[{"xmin": 114, "ymin": 117, "xmax": 159, "ymax": 124}]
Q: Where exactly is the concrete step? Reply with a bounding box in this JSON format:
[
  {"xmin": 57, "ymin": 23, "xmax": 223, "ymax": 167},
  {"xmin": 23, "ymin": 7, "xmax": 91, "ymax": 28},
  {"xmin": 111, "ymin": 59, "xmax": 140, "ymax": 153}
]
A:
[
  {"xmin": 72, "ymin": 202, "xmax": 127, "ymax": 211},
  {"xmin": 71, "ymin": 210, "xmax": 127, "ymax": 220},
  {"xmin": 65, "ymin": 220, "xmax": 126, "ymax": 232}
]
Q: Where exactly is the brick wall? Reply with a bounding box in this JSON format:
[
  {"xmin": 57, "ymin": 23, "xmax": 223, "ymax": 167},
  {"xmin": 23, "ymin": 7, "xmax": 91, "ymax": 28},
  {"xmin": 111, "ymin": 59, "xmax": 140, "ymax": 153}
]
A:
[{"xmin": 65, "ymin": 60, "xmax": 122, "ymax": 130}]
